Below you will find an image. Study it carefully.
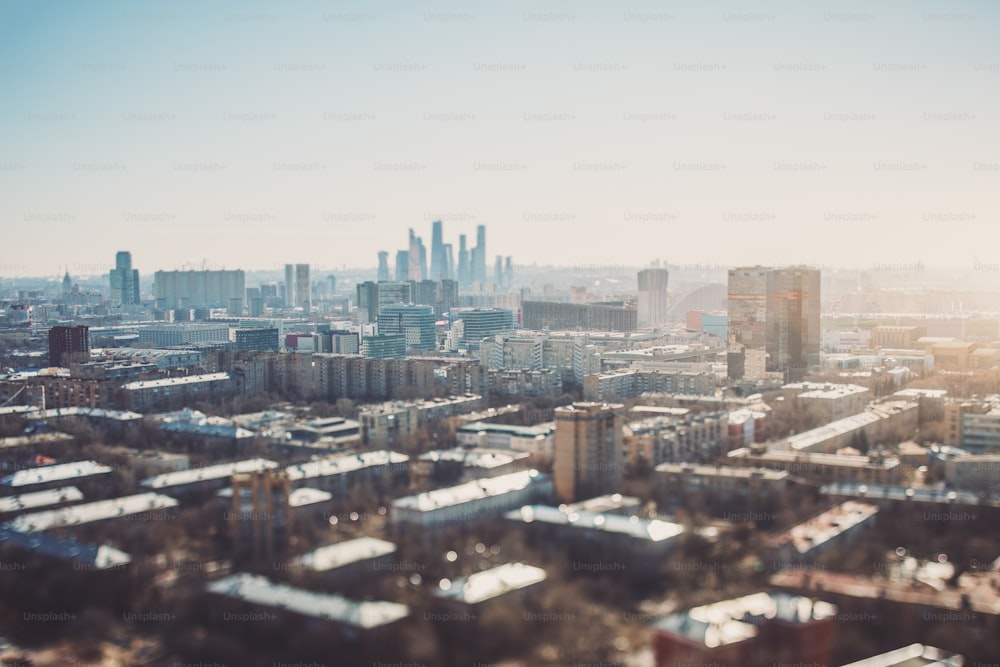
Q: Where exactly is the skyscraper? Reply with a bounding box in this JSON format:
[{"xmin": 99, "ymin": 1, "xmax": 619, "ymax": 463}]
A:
[
  {"xmin": 473, "ymin": 225, "xmax": 487, "ymax": 284},
  {"xmin": 284, "ymin": 264, "xmax": 311, "ymax": 312},
  {"xmin": 430, "ymin": 220, "xmax": 447, "ymax": 280},
  {"xmin": 553, "ymin": 402, "xmax": 624, "ymax": 503},
  {"xmin": 457, "ymin": 234, "xmax": 470, "ymax": 288},
  {"xmin": 395, "ymin": 250, "xmax": 409, "ymax": 282},
  {"xmin": 637, "ymin": 268, "xmax": 670, "ymax": 328},
  {"xmin": 109, "ymin": 251, "xmax": 140, "ymax": 306},
  {"xmin": 727, "ymin": 266, "xmax": 820, "ymax": 382},
  {"xmin": 408, "ymin": 228, "xmax": 427, "ymax": 282},
  {"xmin": 377, "ymin": 252, "xmax": 390, "ymax": 282}
]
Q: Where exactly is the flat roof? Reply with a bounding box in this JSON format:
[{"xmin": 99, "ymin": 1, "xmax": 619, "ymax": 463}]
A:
[
  {"xmin": 292, "ymin": 537, "xmax": 397, "ymax": 572},
  {"xmin": 141, "ymin": 458, "xmax": 278, "ymax": 490},
  {"xmin": 839, "ymin": 643, "xmax": 963, "ymax": 667},
  {"xmin": 0, "ymin": 526, "xmax": 131, "ymax": 570},
  {"xmin": 456, "ymin": 421, "xmax": 553, "ymax": 437},
  {"xmin": 728, "ymin": 448, "xmax": 900, "ymax": 470},
  {"xmin": 418, "ymin": 448, "xmax": 530, "ymax": 469},
  {"xmin": 657, "ymin": 462, "xmax": 790, "ymax": 480},
  {"xmin": 773, "ymin": 501, "xmax": 878, "ymax": 555},
  {"xmin": 393, "ymin": 470, "xmax": 548, "ymax": 513},
  {"xmin": 782, "ymin": 411, "xmax": 882, "ymax": 452},
  {"xmin": 0, "ymin": 432, "xmax": 76, "ymax": 450},
  {"xmin": 654, "ymin": 592, "xmax": 836, "ymax": 648},
  {"xmin": 7, "ymin": 492, "xmax": 178, "ymax": 532},
  {"xmin": 33, "ymin": 407, "xmax": 144, "ymax": 421},
  {"xmin": 122, "ymin": 372, "xmax": 231, "ymax": 391},
  {"xmin": 435, "ymin": 562, "xmax": 546, "ymax": 605},
  {"xmin": 507, "ymin": 505, "xmax": 684, "ymax": 543},
  {"xmin": 285, "ymin": 450, "xmax": 408, "ymax": 482},
  {"xmin": 822, "ymin": 481, "xmax": 1000, "ymax": 507},
  {"xmin": 217, "ymin": 486, "xmax": 333, "ymax": 508},
  {"xmin": 564, "ymin": 493, "xmax": 641, "ymax": 514},
  {"xmin": 0, "ymin": 486, "xmax": 84, "ymax": 514},
  {"xmin": 1, "ymin": 461, "xmax": 113, "ymax": 488},
  {"xmin": 206, "ymin": 573, "xmax": 408, "ymax": 629}
]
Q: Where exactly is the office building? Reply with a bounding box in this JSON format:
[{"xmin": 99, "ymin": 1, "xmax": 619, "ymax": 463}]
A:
[
  {"xmin": 153, "ymin": 269, "xmax": 246, "ymax": 311},
  {"xmin": 356, "ymin": 281, "xmax": 413, "ymax": 322},
  {"xmin": 235, "ymin": 327, "xmax": 279, "ymax": 352},
  {"xmin": 553, "ymin": 402, "xmax": 625, "ymax": 503},
  {"xmin": 108, "ymin": 251, "xmax": 140, "ymax": 306},
  {"xmin": 429, "ymin": 220, "xmax": 447, "ymax": 280},
  {"xmin": 473, "ymin": 224, "xmax": 487, "ymax": 284},
  {"xmin": 48, "ymin": 325, "xmax": 90, "ymax": 368},
  {"xmin": 377, "ymin": 304, "xmax": 436, "ymax": 350},
  {"xmin": 457, "ymin": 234, "xmax": 470, "ymax": 287},
  {"xmin": 362, "ymin": 334, "xmax": 407, "ymax": 360},
  {"xmin": 522, "ymin": 301, "xmax": 637, "ymax": 333},
  {"xmin": 138, "ymin": 323, "xmax": 231, "ymax": 347},
  {"xmin": 284, "ymin": 263, "xmax": 311, "ymax": 312},
  {"xmin": 637, "ymin": 268, "xmax": 669, "ymax": 328},
  {"xmin": 376, "ymin": 251, "xmax": 390, "ymax": 282},
  {"xmin": 394, "ymin": 250, "xmax": 409, "ymax": 282},
  {"xmin": 727, "ymin": 266, "xmax": 820, "ymax": 381},
  {"xmin": 456, "ymin": 309, "xmax": 515, "ymax": 349}
]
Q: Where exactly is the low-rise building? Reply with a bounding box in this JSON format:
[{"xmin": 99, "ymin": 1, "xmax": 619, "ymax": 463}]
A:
[
  {"xmin": 1, "ymin": 460, "xmax": 112, "ymax": 491},
  {"xmin": 727, "ymin": 445, "xmax": 901, "ymax": 485},
  {"xmin": 433, "ymin": 561, "xmax": 546, "ymax": 609},
  {"xmin": 7, "ymin": 492, "xmax": 179, "ymax": 533},
  {"xmin": 944, "ymin": 454, "xmax": 1000, "ymax": 492},
  {"xmin": 205, "ymin": 573, "xmax": 408, "ymax": 639},
  {"xmin": 768, "ymin": 501, "xmax": 879, "ymax": 567},
  {"xmin": 841, "ymin": 644, "xmax": 963, "ymax": 667},
  {"xmin": 391, "ymin": 469, "xmax": 552, "ymax": 530},
  {"xmin": 655, "ymin": 463, "xmax": 788, "ymax": 512},
  {"xmin": 288, "ymin": 537, "xmax": 397, "ymax": 585},
  {"xmin": 782, "ymin": 381, "xmax": 870, "ymax": 422},
  {"xmin": 120, "ymin": 372, "xmax": 237, "ymax": 411},
  {"xmin": 455, "ymin": 422, "xmax": 554, "ymax": 460},
  {"xmin": 284, "ymin": 450, "xmax": 409, "ymax": 498},
  {"xmin": 651, "ymin": 592, "xmax": 837, "ymax": 667},
  {"xmin": 0, "ymin": 486, "xmax": 84, "ymax": 517},
  {"xmin": 414, "ymin": 447, "xmax": 531, "ymax": 484},
  {"xmin": 140, "ymin": 458, "xmax": 279, "ymax": 497},
  {"xmin": 506, "ymin": 504, "xmax": 683, "ymax": 573}
]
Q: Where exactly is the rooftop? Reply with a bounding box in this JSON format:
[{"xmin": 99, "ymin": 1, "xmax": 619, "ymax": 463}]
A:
[
  {"xmin": 206, "ymin": 573, "xmax": 408, "ymax": 629},
  {"xmin": 507, "ymin": 505, "xmax": 684, "ymax": 543},
  {"xmin": 456, "ymin": 421, "xmax": 553, "ymax": 437},
  {"xmin": 292, "ymin": 537, "xmax": 397, "ymax": 572},
  {"xmin": 217, "ymin": 486, "xmax": 333, "ymax": 509},
  {"xmin": 285, "ymin": 451, "xmax": 408, "ymax": 482},
  {"xmin": 435, "ymin": 562, "xmax": 547, "ymax": 605},
  {"xmin": 0, "ymin": 486, "xmax": 84, "ymax": 514},
  {"xmin": 122, "ymin": 372, "xmax": 232, "ymax": 391},
  {"xmin": 654, "ymin": 592, "xmax": 837, "ymax": 648},
  {"xmin": 839, "ymin": 643, "xmax": 963, "ymax": 667},
  {"xmin": 771, "ymin": 501, "xmax": 879, "ymax": 555},
  {"xmin": 822, "ymin": 481, "xmax": 1000, "ymax": 507},
  {"xmin": 393, "ymin": 470, "xmax": 548, "ymax": 513},
  {"xmin": 657, "ymin": 462, "xmax": 790, "ymax": 480},
  {"xmin": 141, "ymin": 458, "xmax": 278, "ymax": 490},
  {"xmin": 6, "ymin": 492, "xmax": 178, "ymax": 532},
  {"xmin": 564, "ymin": 493, "xmax": 641, "ymax": 515},
  {"xmin": 418, "ymin": 447, "xmax": 530, "ymax": 469},
  {"xmin": 728, "ymin": 447, "xmax": 901, "ymax": 470},
  {"xmin": 0, "ymin": 526, "xmax": 131, "ymax": 570},
  {"xmin": 1, "ymin": 461, "xmax": 113, "ymax": 488}
]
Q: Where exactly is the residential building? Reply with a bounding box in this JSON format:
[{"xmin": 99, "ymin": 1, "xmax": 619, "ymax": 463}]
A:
[
  {"xmin": 553, "ymin": 402, "xmax": 624, "ymax": 503},
  {"xmin": 766, "ymin": 500, "xmax": 878, "ymax": 565},
  {"xmin": 637, "ymin": 268, "xmax": 669, "ymax": 328},
  {"xmin": 522, "ymin": 301, "xmax": 637, "ymax": 333},
  {"xmin": 48, "ymin": 325, "xmax": 90, "ymax": 368},
  {"xmin": 455, "ymin": 309, "xmax": 515, "ymax": 349},
  {"xmin": 284, "ymin": 263, "xmax": 311, "ymax": 312}
]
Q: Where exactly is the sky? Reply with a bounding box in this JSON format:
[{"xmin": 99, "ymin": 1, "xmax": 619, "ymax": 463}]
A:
[{"xmin": 0, "ymin": 0, "xmax": 998, "ymax": 277}]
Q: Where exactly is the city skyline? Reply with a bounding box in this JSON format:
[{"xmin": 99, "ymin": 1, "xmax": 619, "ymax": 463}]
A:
[{"xmin": 2, "ymin": 1, "xmax": 998, "ymax": 275}]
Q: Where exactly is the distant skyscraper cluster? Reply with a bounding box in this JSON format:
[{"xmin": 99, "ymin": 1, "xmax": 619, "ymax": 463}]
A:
[{"xmin": 378, "ymin": 221, "xmax": 510, "ymax": 289}]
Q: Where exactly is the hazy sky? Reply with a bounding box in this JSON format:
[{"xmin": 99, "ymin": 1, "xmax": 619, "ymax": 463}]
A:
[{"xmin": 1, "ymin": 0, "xmax": 997, "ymax": 277}]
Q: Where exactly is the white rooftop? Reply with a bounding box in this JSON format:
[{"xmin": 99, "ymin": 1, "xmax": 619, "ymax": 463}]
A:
[
  {"xmin": 1, "ymin": 461, "xmax": 113, "ymax": 488},
  {"xmin": 217, "ymin": 486, "xmax": 333, "ymax": 508},
  {"xmin": 0, "ymin": 526, "xmax": 132, "ymax": 570},
  {"xmin": 206, "ymin": 573, "xmax": 408, "ymax": 629},
  {"xmin": 393, "ymin": 469, "xmax": 547, "ymax": 513},
  {"xmin": 418, "ymin": 447, "xmax": 529, "ymax": 469},
  {"xmin": 0, "ymin": 486, "xmax": 84, "ymax": 514},
  {"xmin": 285, "ymin": 450, "xmax": 408, "ymax": 482},
  {"xmin": 6, "ymin": 492, "xmax": 178, "ymax": 532},
  {"xmin": 140, "ymin": 458, "xmax": 278, "ymax": 490},
  {"xmin": 508, "ymin": 505, "xmax": 684, "ymax": 543},
  {"xmin": 839, "ymin": 643, "xmax": 963, "ymax": 667},
  {"xmin": 435, "ymin": 562, "xmax": 546, "ymax": 605},
  {"xmin": 292, "ymin": 537, "xmax": 397, "ymax": 572},
  {"xmin": 122, "ymin": 372, "xmax": 231, "ymax": 391},
  {"xmin": 776, "ymin": 501, "xmax": 879, "ymax": 555}
]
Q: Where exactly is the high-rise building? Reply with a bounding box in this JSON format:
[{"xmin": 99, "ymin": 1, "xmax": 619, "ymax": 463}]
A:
[
  {"xmin": 355, "ymin": 281, "xmax": 414, "ymax": 323},
  {"xmin": 109, "ymin": 251, "xmax": 140, "ymax": 306},
  {"xmin": 458, "ymin": 234, "xmax": 470, "ymax": 288},
  {"xmin": 61, "ymin": 271, "xmax": 72, "ymax": 297},
  {"xmin": 395, "ymin": 250, "xmax": 409, "ymax": 282},
  {"xmin": 455, "ymin": 309, "xmax": 515, "ymax": 349},
  {"xmin": 153, "ymin": 270, "xmax": 245, "ymax": 311},
  {"xmin": 443, "ymin": 243, "xmax": 455, "ymax": 282},
  {"xmin": 284, "ymin": 264, "xmax": 311, "ymax": 312},
  {"xmin": 408, "ymin": 229, "xmax": 427, "ymax": 282},
  {"xmin": 377, "ymin": 304, "xmax": 437, "ymax": 351},
  {"xmin": 430, "ymin": 220, "xmax": 447, "ymax": 280},
  {"xmin": 438, "ymin": 279, "xmax": 459, "ymax": 315},
  {"xmin": 48, "ymin": 325, "xmax": 90, "ymax": 368},
  {"xmin": 728, "ymin": 266, "xmax": 820, "ymax": 382},
  {"xmin": 327, "ymin": 275, "xmax": 337, "ymax": 295},
  {"xmin": 473, "ymin": 225, "xmax": 487, "ymax": 284},
  {"xmin": 638, "ymin": 268, "xmax": 670, "ymax": 328},
  {"xmin": 235, "ymin": 327, "xmax": 280, "ymax": 351},
  {"xmin": 494, "ymin": 255, "xmax": 504, "ymax": 288},
  {"xmin": 553, "ymin": 402, "xmax": 624, "ymax": 503},
  {"xmin": 377, "ymin": 252, "xmax": 390, "ymax": 282}
]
